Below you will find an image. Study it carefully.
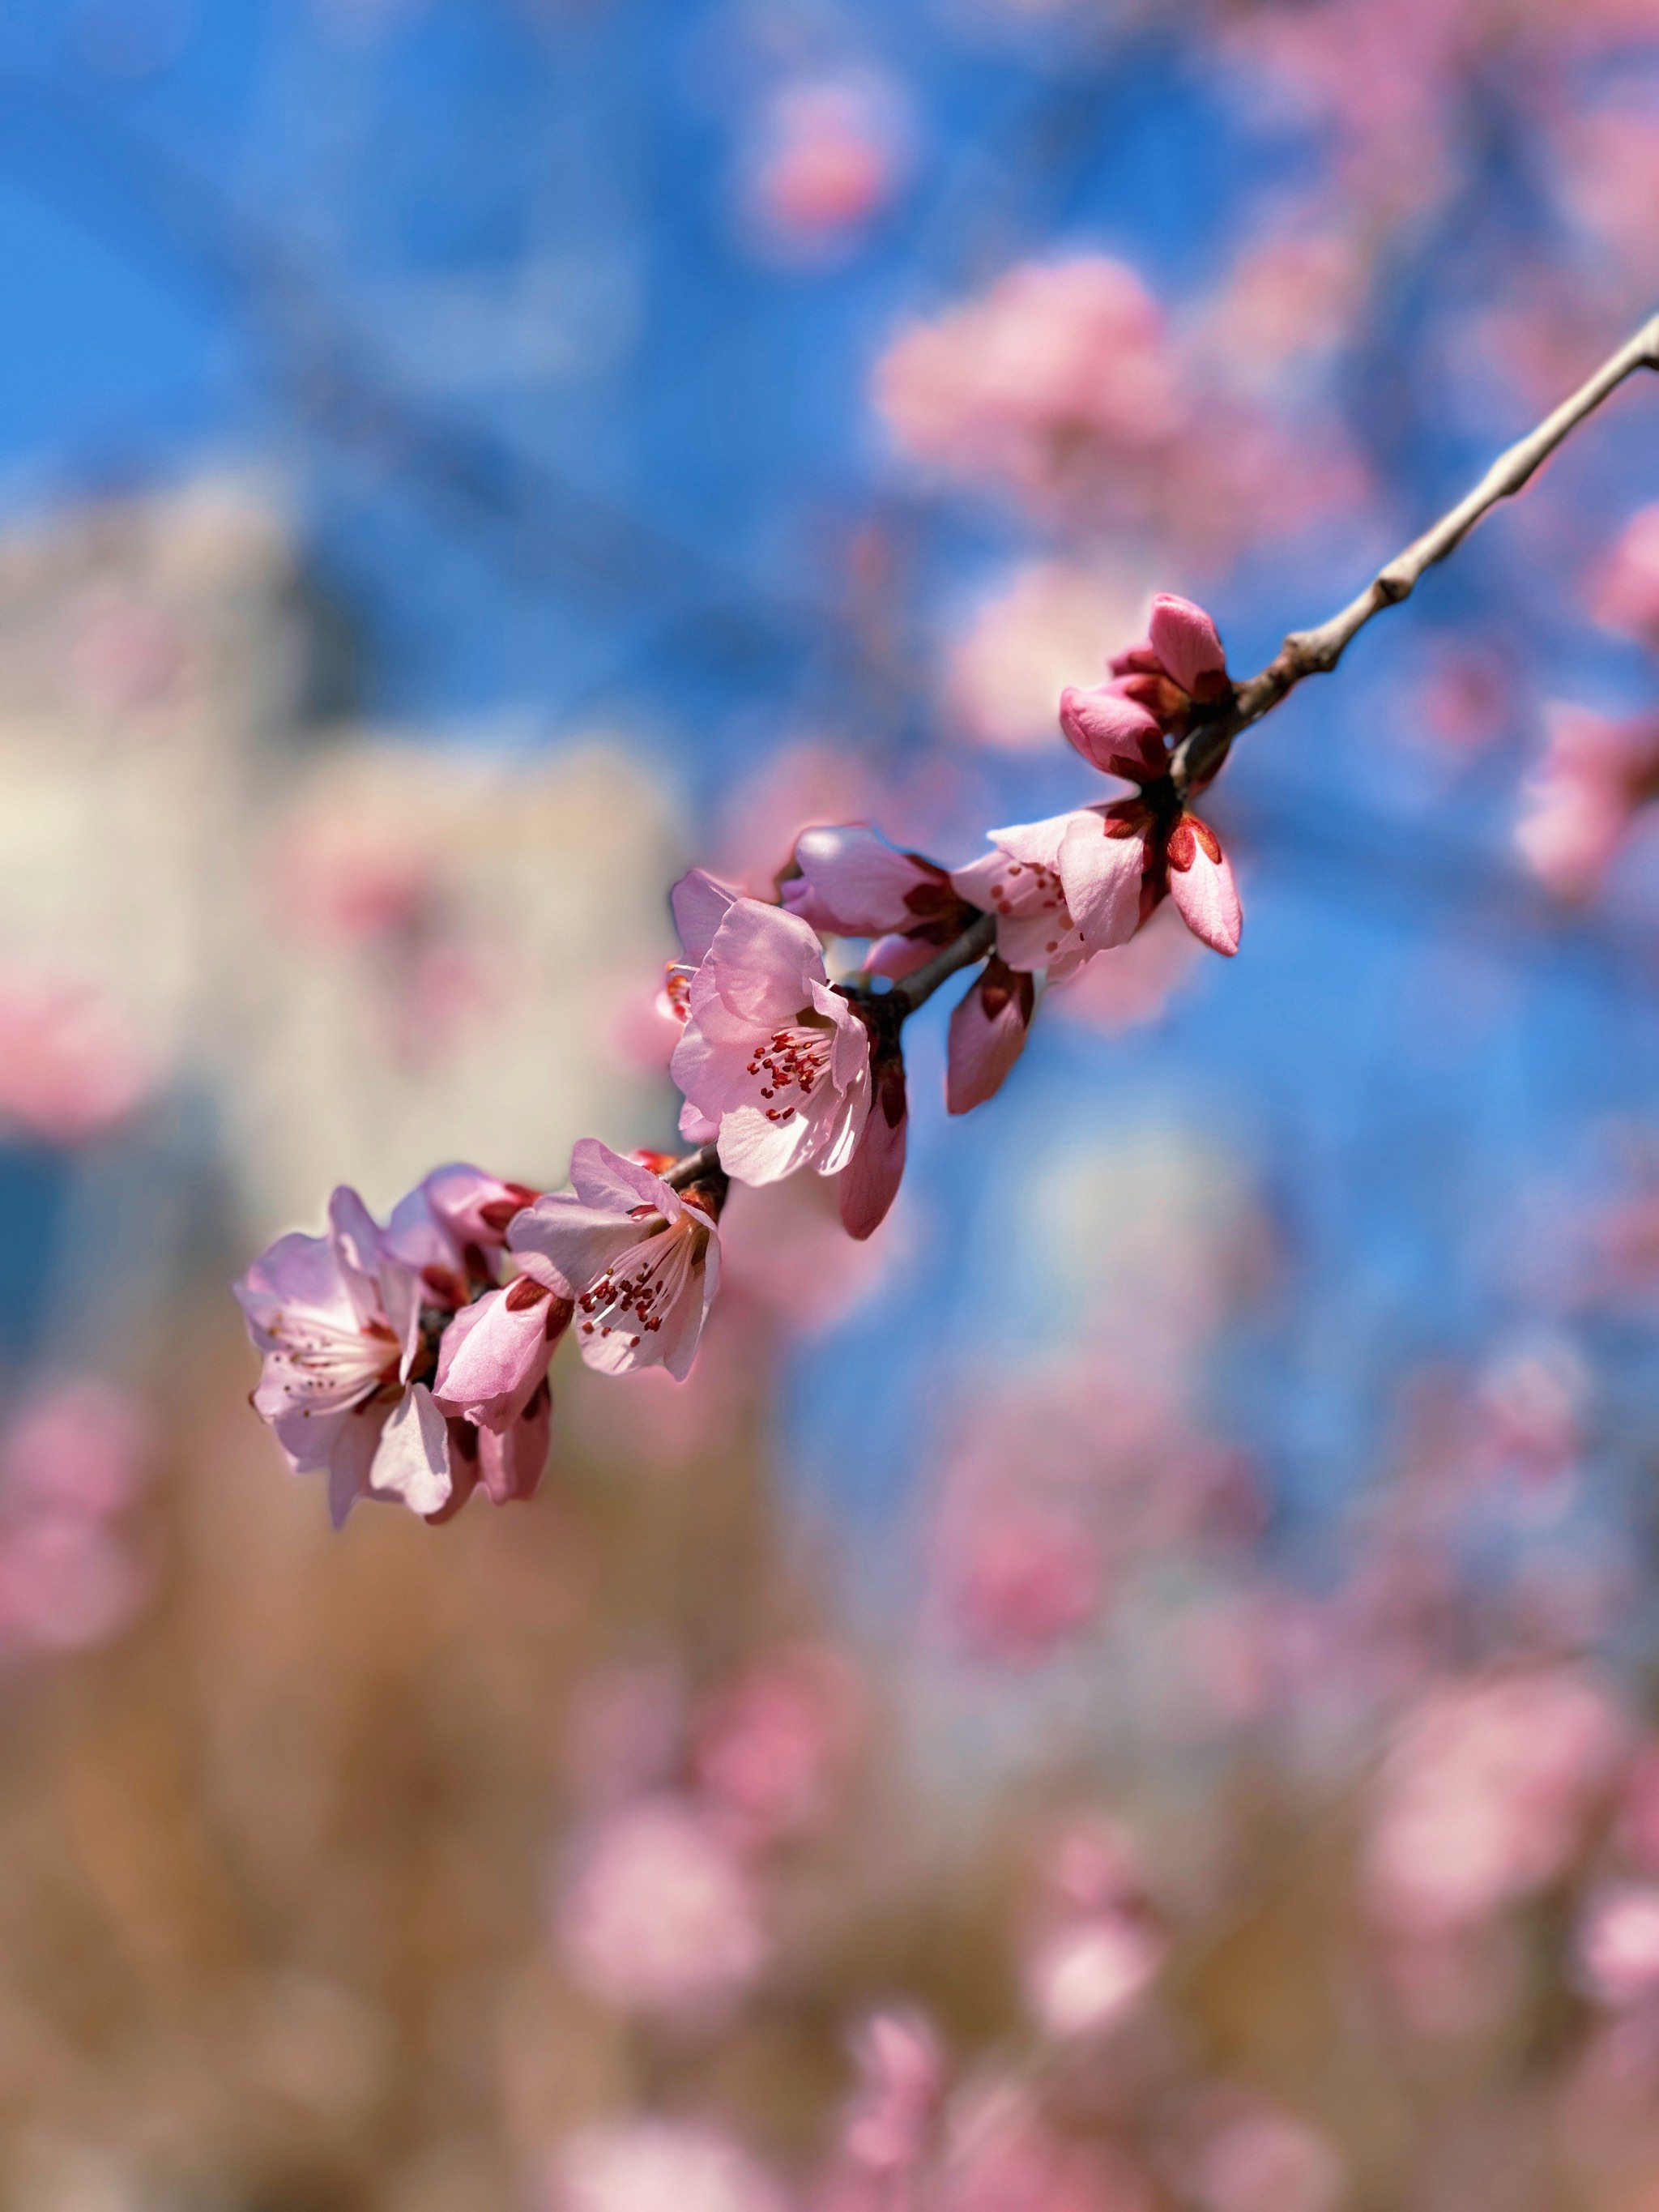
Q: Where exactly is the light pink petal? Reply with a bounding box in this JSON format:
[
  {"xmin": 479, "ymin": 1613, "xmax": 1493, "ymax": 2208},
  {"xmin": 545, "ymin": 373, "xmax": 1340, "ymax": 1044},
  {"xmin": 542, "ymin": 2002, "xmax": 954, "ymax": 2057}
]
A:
[
  {"xmin": 382, "ymin": 1258, "xmax": 427, "ymax": 1384},
  {"xmin": 947, "ymin": 965, "xmax": 1033, "ymax": 1113},
  {"xmin": 568, "ymin": 1136, "xmax": 682, "ymax": 1220},
  {"xmin": 812, "ymin": 977, "xmax": 873, "ymax": 1093},
  {"xmin": 1058, "ymin": 685, "xmax": 1163, "ymax": 778},
  {"xmin": 432, "ymin": 1283, "xmax": 565, "ymax": 1430},
  {"xmin": 234, "ymin": 1230, "xmax": 352, "ymax": 1343},
  {"xmin": 267, "ymin": 1402, "xmax": 353, "ymax": 1482},
  {"xmin": 326, "ymin": 1186, "xmax": 386, "ymax": 1330},
  {"xmin": 367, "ymin": 1383, "xmax": 452, "ymax": 1518},
  {"xmin": 670, "ymin": 868, "xmax": 740, "ymax": 964},
  {"xmin": 383, "ymin": 1183, "xmax": 463, "ymax": 1276},
  {"xmin": 477, "ymin": 1380, "xmax": 552, "ymax": 1504},
  {"xmin": 865, "ymin": 932, "xmax": 936, "ymax": 981},
  {"xmin": 986, "ymin": 811, "xmax": 1081, "ymax": 873},
  {"xmin": 324, "ymin": 1404, "xmax": 386, "ymax": 1527},
  {"xmin": 782, "ymin": 824, "xmax": 932, "ymax": 937},
  {"xmin": 717, "ymin": 1100, "xmax": 837, "ymax": 1184},
  {"xmin": 657, "ymin": 1215, "xmax": 721, "ymax": 1381},
  {"xmin": 1058, "ymin": 812, "xmax": 1148, "ymax": 950},
  {"xmin": 702, "ymin": 899, "xmax": 826, "ymax": 1026},
  {"xmin": 838, "ymin": 1091, "xmax": 906, "ymax": 1241},
  {"xmin": 678, "ymin": 1095, "xmax": 720, "ymax": 1145},
  {"xmin": 514, "ymin": 1197, "xmax": 646, "ymax": 1298},
  {"xmin": 1166, "ymin": 813, "xmax": 1242, "ymax": 954}
]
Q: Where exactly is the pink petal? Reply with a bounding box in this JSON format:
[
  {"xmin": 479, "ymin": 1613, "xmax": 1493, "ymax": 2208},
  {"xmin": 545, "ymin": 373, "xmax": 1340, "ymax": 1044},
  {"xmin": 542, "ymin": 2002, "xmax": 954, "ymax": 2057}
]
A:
[
  {"xmin": 418, "ymin": 1163, "xmax": 541, "ymax": 1252},
  {"xmin": 368, "ymin": 1383, "xmax": 453, "ymax": 1518},
  {"xmin": 658, "ymin": 1219, "xmax": 721, "ymax": 1381},
  {"xmin": 781, "ymin": 824, "xmax": 935, "ymax": 937},
  {"xmin": 1148, "ymin": 592, "xmax": 1228, "ymax": 697},
  {"xmin": 865, "ymin": 932, "xmax": 936, "ymax": 981},
  {"xmin": 514, "ymin": 1198, "xmax": 646, "ymax": 1300},
  {"xmin": 947, "ymin": 962, "xmax": 1034, "ymax": 1113},
  {"xmin": 838, "ymin": 1093, "xmax": 906, "ymax": 1241},
  {"xmin": 670, "ymin": 869, "xmax": 739, "ymax": 964},
  {"xmin": 1057, "ymin": 812, "xmax": 1148, "ymax": 950},
  {"xmin": 569, "ymin": 1136, "xmax": 680, "ymax": 1220},
  {"xmin": 326, "ymin": 1186, "xmax": 386, "ymax": 1330},
  {"xmin": 432, "ymin": 1282, "xmax": 568, "ymax": 1430},
  {"xmin": 1058, "ymin": 685, "xmax": 1165, "ymax": 779},
  {"xmin": 1165, "ymin": 813, "xmax": 1242, "ymax": 954},
  {"xmin": 478, "ymin": 1379, "xmax": 552, "ymax": 1504},
  {"xmin": 235, "ymin": 1229, "xmax": 352, "ymax": 1343}
]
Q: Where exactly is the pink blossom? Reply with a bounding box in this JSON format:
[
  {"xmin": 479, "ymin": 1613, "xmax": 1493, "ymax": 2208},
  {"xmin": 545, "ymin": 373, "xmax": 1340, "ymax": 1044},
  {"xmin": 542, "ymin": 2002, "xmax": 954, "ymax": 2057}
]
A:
[
  {"xmin": 1182, "ymin": 2106, "xmax": 1343, "ymax": 2212},
  {"xmin": 509, "ymin": 1140, "xmax": 719, "ymax": 1381},
  {"xmin": 743, "ymin": 74, "xmax": 909, "ymax": 258},
  {"xmin": 938, "ymin": 1494, "xmax": 1107, "ymax": 1664},
  {"xmin": 0, "ymin": 1377, "xmax": 156, "ymax": 1658},
  {"xmin": 1593, "ymin": 504, "xmax": 1659, "ymax": 649},
  {"xmin": 1515, "ymin": 703, "xmax": 1659, "ymax": 899},
  {"xmin": 236, "ymin": 1181, "xmax": 546, "ymax": 1525},
  {"xmin": 0, "ymin": 1517, "xmax": 150, "ymax": 1655},
  {"xmin": 671, "ymin": 898, "xmax": 872, "ymax": 1185},
  {"xmin": 937, "ymin": 2088, "xmax": 1143, "ymax": 2212},
  {"xmin": 1615, "ymin": 1744, "xmax": 1659, "ymax": 1873},
  {"xmin": 838, "ymin": 2009, "xmax": 944, "ymax": 2182},
  {"xmin": 0, "ymin": 971, "xmax": 156, "ymax": 1146},
  {"xmin": 555, "ymin": 2121, "xmax": 786, "ymax": 2212},
  {"xmin": 1055, "ymin": 596, "xmax": 1242, "ymax": 957},
  {"xmin": 1363, "ymin": 1668, "xmax": 1628, "ymax": 1933},
  {"xmin": 1, "ymin": 1378, "xmax": 151, "ymax": 1519},
  {"xmin": 1023, "ymin": 1915, "xmax": 1162, "ymax": 2043},
  {"xmin": 693, "ymin": 1645, "xmax": 863, "ymax": 1847},
  {"xmin": 1578, "ymin": 1883, "xmax": 1659, "ymax": 2009},
  {"xmin": 947, "ymin": 958, "xmax": 1035, "ymax": 1114},
  {"xmin": 1021, "ymin": 1821, "xmax": 1163, "ymax": 2041},
  {"xmin": 873, "ymin": 258, "xmax": 1184, "ymax": 515},
  {"xmin": 553, "ymin": 1795, "xmax": 768, "ymax": 2026}
]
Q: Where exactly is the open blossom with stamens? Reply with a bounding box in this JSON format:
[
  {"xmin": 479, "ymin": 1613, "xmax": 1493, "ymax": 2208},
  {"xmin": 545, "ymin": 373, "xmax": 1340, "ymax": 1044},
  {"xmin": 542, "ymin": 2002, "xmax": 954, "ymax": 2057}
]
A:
[
  {"xmin": 237, "ymin": 1186, "xmax": 455, "ymax": 1525},
  {"xmin": 511, "ymin": 1140, "xmax": 720, "ymax": 1380},
  {"xmin": 237, "ymin": 1169, "xmax": 556, "ymax": 1526},
  {"xmin": 783, "ymin": 824, "xmax": 975, "ymax": 982},
  {"xmin": 1051, "ymin": 594, "xmax": 1243, "ymax": 957},
  {"xmin": 671, "ymin": 896, "xmax": 872, "ymax": 1185}
]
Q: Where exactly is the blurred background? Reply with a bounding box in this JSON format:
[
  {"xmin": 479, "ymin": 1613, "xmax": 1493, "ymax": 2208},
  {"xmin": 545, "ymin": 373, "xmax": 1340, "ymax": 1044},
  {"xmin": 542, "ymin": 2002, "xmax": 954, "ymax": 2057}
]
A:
[{"xmin": 4, "ymin": 1, "xmax": 1659, "ymax": 2206}]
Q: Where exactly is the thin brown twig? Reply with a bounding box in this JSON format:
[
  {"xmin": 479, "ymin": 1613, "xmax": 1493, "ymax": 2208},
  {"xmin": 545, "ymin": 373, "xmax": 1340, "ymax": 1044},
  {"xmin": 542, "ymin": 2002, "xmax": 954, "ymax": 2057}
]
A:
[{"xmin": 1175, "ymin": 308, "xmax": 1659, "ymax": 795}]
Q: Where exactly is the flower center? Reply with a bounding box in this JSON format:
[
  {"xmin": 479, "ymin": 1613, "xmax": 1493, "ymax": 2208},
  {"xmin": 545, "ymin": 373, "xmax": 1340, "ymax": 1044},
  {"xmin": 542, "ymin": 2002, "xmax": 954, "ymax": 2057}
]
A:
[
  {"xmin": 745, "ymin": 1025, "xmax": 832, "ymax": 1124},
  {"xmin": 577, "ymin": 1220, "xmax": 701, "ymax": 1351}
]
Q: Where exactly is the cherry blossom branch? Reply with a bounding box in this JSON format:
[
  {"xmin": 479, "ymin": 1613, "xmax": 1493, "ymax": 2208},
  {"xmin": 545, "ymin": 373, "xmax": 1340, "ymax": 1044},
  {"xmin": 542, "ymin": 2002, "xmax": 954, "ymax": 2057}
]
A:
[
  {"xmin": 236, "ymin": 314, "xmax": 1659, "ymax": 1531},
  {"xmin": 1174, "ymin": 309, "xmax": 1659, "ymax": 796}
]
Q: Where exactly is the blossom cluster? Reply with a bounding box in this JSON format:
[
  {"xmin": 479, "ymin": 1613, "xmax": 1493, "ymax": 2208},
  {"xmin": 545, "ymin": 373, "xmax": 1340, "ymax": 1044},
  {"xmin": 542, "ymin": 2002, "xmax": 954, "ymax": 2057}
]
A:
[{"xmin": 237, "ymin": 597, "xmax": 1243, "ymax": 1520}]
